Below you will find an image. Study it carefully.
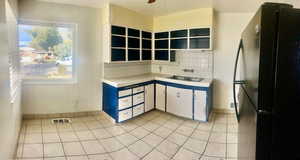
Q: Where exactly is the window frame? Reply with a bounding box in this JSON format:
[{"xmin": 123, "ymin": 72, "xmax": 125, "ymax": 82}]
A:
[{"xmin": 18, "ymin": 19, "xmax": 78, "ymax": 84}]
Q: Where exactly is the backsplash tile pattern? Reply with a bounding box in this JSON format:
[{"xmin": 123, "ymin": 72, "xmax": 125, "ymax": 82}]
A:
[
  {"xmin": 104, "ymin": 51, "xmax": 213, "ymax": 79},
  {"xmin": 152, "ymin": 51, "xmax": 213, "ymax": 78}
]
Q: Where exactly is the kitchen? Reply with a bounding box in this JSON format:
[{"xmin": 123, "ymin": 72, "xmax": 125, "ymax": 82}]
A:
[{"xmin": 1, "ymin": 0, "xmax": 300, "ymax": 160}]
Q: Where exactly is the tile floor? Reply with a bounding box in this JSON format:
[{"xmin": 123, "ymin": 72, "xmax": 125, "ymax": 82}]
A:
[{"xmin": 16, "ymin": 110, "xmax": 238, "ymax": 160}]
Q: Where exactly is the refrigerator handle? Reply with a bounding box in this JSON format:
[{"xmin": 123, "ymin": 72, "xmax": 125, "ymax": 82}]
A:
[{"xmin": 233, "ymin": 39, "xmax": 244, "ymax": 122}]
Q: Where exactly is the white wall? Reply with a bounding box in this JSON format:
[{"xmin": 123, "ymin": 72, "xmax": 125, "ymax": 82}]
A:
[
  {"xmin": 104, "ymin": 63, "xmax": 151, "ymax": 78},
  {"xmin": 213, "ymin": 12, "xmax": 253, "ymax": 110},
  {"xmin": 0, "ymin": 0, "xmax": 22, "ymax": 159},
  {"xmin": 19, "ymin": 0, "xmax": 102, "ymax": 114}
]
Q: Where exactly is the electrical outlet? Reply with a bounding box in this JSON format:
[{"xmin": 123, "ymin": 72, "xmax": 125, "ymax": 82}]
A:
[{"xmin": 230, "ymin": 102, "xmax": 237, "ymax": 108}]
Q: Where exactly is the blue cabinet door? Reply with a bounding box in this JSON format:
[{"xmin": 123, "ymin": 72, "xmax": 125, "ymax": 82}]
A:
[
  {"xmin": 111, "ymin": 49, "xmax": 126, "ymax": 61},
  {"xmin": 142, "ymin": 50, "xmax": 151, "ymax": 60},
  {"xmin": 155, "ymin": 50, "xmax": 169, "ymax": 61},
  {"xmin": 128, "ymin": 49, "xmax": 140, "ymax": 61}
]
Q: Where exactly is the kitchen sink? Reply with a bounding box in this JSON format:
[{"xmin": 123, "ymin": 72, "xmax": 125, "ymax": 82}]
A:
[{"xmin": 168, "ymin": 75, "xmax": 204, "ymax": 82}]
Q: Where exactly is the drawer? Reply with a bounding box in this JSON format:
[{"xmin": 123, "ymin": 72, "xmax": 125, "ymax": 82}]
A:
[
  {"xmin": 133, "ymin": 93, "xmax": 144, "ymax": 105},
  {"xmin": 133, "ymin": 104, "xmax": 144, "ymax": 117},
  {"xmin": 119, "ymin": 89, "xmax": 132, "ymax": 97},
  {"xmin": 133, "ymin": 86, "xmax": 144, "ymax": 94},
  {"xmin": 118, "ymin": 108, "xmax": 132, "ymax": 122},
  {"xmin": 118, "ymin": 96, "xmax": 132, "ymax": 110}
]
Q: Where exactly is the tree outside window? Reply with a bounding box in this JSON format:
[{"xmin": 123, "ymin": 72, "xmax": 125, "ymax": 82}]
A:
[{"xmin": 19, "ymin": 23, "xmax": 74, "ymax": 81}]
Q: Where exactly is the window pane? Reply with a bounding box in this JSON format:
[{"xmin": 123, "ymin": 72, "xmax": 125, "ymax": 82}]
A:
[{"xmin": 19, "ymin": 24, "xmax": 73, "ymax": 80}]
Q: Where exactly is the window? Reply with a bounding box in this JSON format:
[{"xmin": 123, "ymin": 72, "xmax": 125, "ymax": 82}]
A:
[{"xmin": 18, "ymin": 21, "xmax": 76, "ymax": 83}]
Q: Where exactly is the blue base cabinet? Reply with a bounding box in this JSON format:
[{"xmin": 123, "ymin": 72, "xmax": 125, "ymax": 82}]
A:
[
  {"xmin": 103, "ymin": 81, "xmax": 155, "ymax": 123},
  {"xmin": 103, "ymin": 80, "xmax": 213, "ymax": 123}
]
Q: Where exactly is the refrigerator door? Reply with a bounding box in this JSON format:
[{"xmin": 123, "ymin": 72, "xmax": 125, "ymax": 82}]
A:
[
  {"xmin": 272, "ymin": 7, "xmax": 300, "ymax": 160},
  {"xmin": 235, "ymin": 3, "xmax": 291, "ymax": 160}
]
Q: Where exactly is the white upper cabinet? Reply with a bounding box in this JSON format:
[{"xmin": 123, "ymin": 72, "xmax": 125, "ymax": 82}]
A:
[
  {"xmin": 155, "ymin": 84, "xmax": 166, "ymax": 111},
  {"xmin": 145, "ymin": 84, "xmax": 155, "ymax": 112},
  {"xmin": 166, "ymin": 86, "xmax": 193, "ymax": 118}
]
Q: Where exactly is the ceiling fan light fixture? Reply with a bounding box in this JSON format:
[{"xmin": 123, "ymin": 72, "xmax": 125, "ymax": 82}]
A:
[{"xmin": 148, "ymin": 0, "xmax": 156, "ymax": 4}]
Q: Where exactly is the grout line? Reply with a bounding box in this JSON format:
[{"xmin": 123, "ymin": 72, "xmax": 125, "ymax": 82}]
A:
[{"xmin": 20, "ymin": 111, "xmax": 233, "ymax": 160}]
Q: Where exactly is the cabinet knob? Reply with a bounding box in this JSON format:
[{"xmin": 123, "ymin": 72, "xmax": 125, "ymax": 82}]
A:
[{"xmin": 176, "ymin": 92, "xmax": 180, "ymax": 98}]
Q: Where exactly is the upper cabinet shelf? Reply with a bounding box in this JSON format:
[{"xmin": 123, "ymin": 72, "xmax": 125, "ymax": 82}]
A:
[{"xmin": 110, "ymin": 25, "xmax": 153, "ymax": 62}]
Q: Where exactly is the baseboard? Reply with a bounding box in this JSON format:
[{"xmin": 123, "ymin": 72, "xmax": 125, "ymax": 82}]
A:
[
  {"xmin": 23, "ymin": 110, "xmax": 102, "ymax": 120},
  {"xmin": 212, "ymin": 108, "xmax": 235, "ymax": 114}
]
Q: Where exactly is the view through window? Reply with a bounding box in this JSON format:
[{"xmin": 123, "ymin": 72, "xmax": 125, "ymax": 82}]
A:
[{"xmin": 19, "ymin": 22, "xmax": 74, "ymax": 81}]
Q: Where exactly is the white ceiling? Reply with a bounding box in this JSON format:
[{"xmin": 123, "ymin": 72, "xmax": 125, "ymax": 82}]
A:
[{"xmin": 39, "ymin": 0, "xmax": 300, "ymax": 16}]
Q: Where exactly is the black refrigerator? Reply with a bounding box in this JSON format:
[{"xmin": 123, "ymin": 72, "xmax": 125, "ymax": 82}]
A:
[{"xmin": 233, "ymin": 2, "xmax": 300, "ymax": 160}]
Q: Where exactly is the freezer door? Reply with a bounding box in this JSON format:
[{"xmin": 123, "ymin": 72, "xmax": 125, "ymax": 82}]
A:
[{"xmin": 272, "ymin": 7, "xmax": 300, "ymax": 160}]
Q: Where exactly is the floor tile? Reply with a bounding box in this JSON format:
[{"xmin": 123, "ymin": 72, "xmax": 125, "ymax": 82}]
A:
[
  {"xmin": 110, "ymin": 148, "xmax": 139, "ymax": 160},
  {"xmin": 142, "ymin": 133, "xmax": 164, "ymax": 147},
  {"xmin": 44, "ymin": 157, "xmax": 66, "ymax": 160},
  {"xmin": 197, "ymin": 123, "xmax": 213, "ymax": 131},
  {"xmin": 212, "ymin": 124, "xmax": 227, "ymax": 133},
  {"xmin": 191, "ymin": 130, "xmax": 210, "ymax": 141},
  {"xmin": 163, "ymin": 121, "xmax": 179, "ymax": 131},
  {"xmin": 173, "ymin": 148, "xmax": 201, "ymax": 160},
  {"xmin": 182, "ymin": 120, "xmax": 199, "ymax": 128},
  {"xmin": 128, "ymin": 140, "xmax": 153, "ymax": 158},
  {"xmin": 22, "ymin": 144, "xmax": 43, "ymax": 158},
  {"xmin": 63, "ymin": 142, "xmax": 86, "ymax": 156},
  {"xmin": 26, "ymin": 125, "xmax": 42, "ymax": 134},
  {"xmin": 153, "ymin": 127, "xmax": 172, "ymax": 138},
  {"xmin": 100, "ymin": 137, "xmax": 124, "ymax": 152},
  {"xmin": 119, "ymin": 122, "xmax": 139, "ymax": 132},
  {"xmin": 43, "ymin": 133, "xmax": 61, "ymax": 143},
  {"xmin": 116, "ymin": 133, "xmax": 138, "ymax": 146},
  {"xmin": 227, "ymin": 133, "xmax": 238, "ymax": 143},
  {"xmin": 204, "ymin": 142, "xmax": 226, "ymax": 158},
  {"xmin": 44, "ymin": 143, "xmax": 64, "ymax": 157},
  {"xmin": 81, "ymin": 140, "xmax": 106, "ymax": 154},
  {"xmin": 88, "ymin": 154, "xmax": 112, "ymax": 160},
  {"xmin": 209, "ymin": 132, "xmax": 227, "ymax": 143},
  {"xmin": 85, "ymin": 121, "xmax": 103, "ymax": 130},
  {"xmin": 92, "ymin": 128, "xmax": 112, "ymax": 139},
  {"xmin": 57, "ymin": 124, "xmax": 73, "ymax": 132},
  {"xmin": 142, "ymin": 149, "xmax": 169, "ymax": 160},
  {"xmin": 167, "ymin": 132, "xmax": 188, "ymax": 146},
  {"xmin": 130, "ymin": 127, "xmax": 150, "ymax": 139},
  {"xmin": 75, "ymin": 130, "xmax": 96, "ymax": 141},
  {"xmin": 227, "ymin": 124, "xmax": 238, "ymax": 133},
  {"xmin": 67, "ymin": 155, "xmax": 89, "ymax": 160},
  {"xmin": 156, "ymin": 140, "xmax": 180, "ymax": 158},
  {"xmin": 59, "ymin": 132, "xmax": 79, "ymax": 142},
  {"xmin": 42, "ymin": 125, "xmax": 58, "ymax": 133},
  {"xmin": 19, "ymin": 112, "xmax": 236, "ymax": 160},
  {"xmin": 72, "ymin": 123, "xmax": 88, "ymax": 131},
  {"xmin": 175, "ymin": 125, "xmax": 195, "ymax": 137},
  {"xmin": 106, "ymin": 126, "xmax": 126, "ymax": 136},
  {"xmin": 183, "ymin": 138, "xmax": 206, "ymax": 154},
  {"xmin": 200, "ymin": 156, "xmax": 225, "ymax": 160},
  {"xmin": 25, "ymin": 133, "xmax": 43, "ymax": 144},
  {"xmin": 227, "ymin": 143, "xmax": 238, "ymax": 158},
  {"xmin": 142, "ymin": 122, "xmax": 160, "ymax": 131}
]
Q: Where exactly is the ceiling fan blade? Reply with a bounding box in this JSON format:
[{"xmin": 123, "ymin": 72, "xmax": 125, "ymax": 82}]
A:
[{"xmin": 148, "ymin": 0, "xmax": 156, "ymax": 4}]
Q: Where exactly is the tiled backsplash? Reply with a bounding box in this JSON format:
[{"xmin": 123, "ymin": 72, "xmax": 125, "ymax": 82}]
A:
[
  {"xmin": 104, "ymin": 51, "xmax": 213, "ymax": 79},
  {"xmin": 152, "ymin": 50, "xmax": 213, "ymax": 78},
  {"xmin": 104, "ymin": 62, "xmax": 152, "ymax": 78}
]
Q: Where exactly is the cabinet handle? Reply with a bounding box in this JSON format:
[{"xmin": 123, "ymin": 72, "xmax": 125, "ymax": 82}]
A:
[{"xmin": 176, "ymin": 92, "xmax": 180, "ymax": 98}]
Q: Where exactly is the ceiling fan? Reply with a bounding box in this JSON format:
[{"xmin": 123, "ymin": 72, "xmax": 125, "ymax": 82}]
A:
[{"xmin": 148, "ymin": 0, "xmax": 156, "ymax": 4}]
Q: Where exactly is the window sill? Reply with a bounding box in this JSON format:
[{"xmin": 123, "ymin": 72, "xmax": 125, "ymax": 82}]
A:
[{"xmin": 22, "ymin": 79, "xmax": 77, "ymax": 85}]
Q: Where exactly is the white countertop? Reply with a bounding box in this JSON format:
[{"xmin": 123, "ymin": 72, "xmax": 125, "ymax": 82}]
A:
[{"xmin": 102, "ymin": 73, "xmax": 213, "ymax": 88}]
